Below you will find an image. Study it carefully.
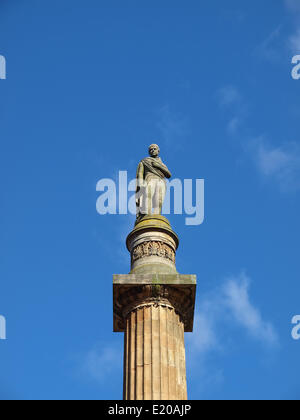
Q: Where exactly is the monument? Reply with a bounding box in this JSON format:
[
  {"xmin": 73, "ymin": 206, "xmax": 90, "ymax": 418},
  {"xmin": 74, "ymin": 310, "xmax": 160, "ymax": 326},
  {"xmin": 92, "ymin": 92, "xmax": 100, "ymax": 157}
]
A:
[{"xmin": 113, "ymin": 145, "xmax": 196, "ymax": 400}]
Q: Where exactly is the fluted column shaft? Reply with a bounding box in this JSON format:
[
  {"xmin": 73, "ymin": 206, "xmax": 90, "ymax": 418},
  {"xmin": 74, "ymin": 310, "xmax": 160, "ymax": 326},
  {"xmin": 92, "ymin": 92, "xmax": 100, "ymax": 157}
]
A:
[{"xmin": 123, "ymin": 302, "xmax": 187, "ymax": 400}]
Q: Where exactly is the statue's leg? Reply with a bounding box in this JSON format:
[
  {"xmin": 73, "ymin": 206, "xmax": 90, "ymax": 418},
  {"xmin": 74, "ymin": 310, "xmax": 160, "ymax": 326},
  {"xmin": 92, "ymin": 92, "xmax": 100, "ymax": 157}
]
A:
[
  {"xmin": 137, "ymin": 182, "xmax": 146, "ymax": 217},
  {"xmin": 158, "ymin": 179, "xmax": 166, "ymax": 215},
  {"xmin": 152, "ymin": 178, "xmax": 163, "ymax": 215},
  {"xmin": 146, "ymin": 178, "xmax": 155, "ymax": 215}
]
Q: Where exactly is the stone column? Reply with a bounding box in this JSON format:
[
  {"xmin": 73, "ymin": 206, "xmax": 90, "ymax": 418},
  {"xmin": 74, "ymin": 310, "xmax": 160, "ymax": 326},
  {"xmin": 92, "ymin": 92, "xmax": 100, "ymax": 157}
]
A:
[
  {"xmin": 113, "ymin": 216, "xmax": 196, "ymax": 400},
  {"xmin": 123, "ymin": 289, "xmax": 187, "ymax": 400}
]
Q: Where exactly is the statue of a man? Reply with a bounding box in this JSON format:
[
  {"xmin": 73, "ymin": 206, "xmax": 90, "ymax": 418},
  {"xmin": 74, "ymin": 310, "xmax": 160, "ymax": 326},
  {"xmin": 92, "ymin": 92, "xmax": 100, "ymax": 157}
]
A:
[{"xmin": 136, "ymin": 144, "xmax": 171, "ymax": 220}]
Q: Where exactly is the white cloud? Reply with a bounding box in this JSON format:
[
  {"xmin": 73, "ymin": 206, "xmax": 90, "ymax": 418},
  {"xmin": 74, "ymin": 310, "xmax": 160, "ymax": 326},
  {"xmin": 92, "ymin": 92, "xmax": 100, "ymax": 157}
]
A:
[
  {"xmin": 285, "ymin": 0, "xmax": 300, "ymax": 52},
  {"xmin": 253, "ymin": 3, "xmax": 300, "ymax": 58},
  {"xmin": 227, "ymin": 116, "xmax": 241, "ymax": 135},
  {"xmin": 289, "ymin": 28, "xmax": 300, "ymax": 51},
  {"xmin": 186, "ymin": 296, "xmax": 225, "ymax": 393},
  {"xmin": 285, "ymin": 0, "xmax": 300, "ymax": 13},
  {"xmin": 187, "ymin": 272, "xmax": 278, "ymax": 359},
  {"xmin": 186, "ymin": 272, "xmax": 278, "ymax": 393},
  {"xmin": 217, "ymin": 85, "xmax": 241, "ymax": 107},
  {"xmin": 187, "ymin": 301, "xmax": 219, "ymax": 355},
  {"xmin": 82, "ymin": 343, "xmax": 123, "ymax": 383},
  {"xmin": 248, "ymin": 137, "xmax": 300, "ymax": 191},
  {"xmin": 216, "ymin": 83, "xmax": 300, "ymax": 192},
  {"xmin": 258, "ymin": 144, "xmax": 293, "ymax": 176},
  {"xmin": 254, "ymin": 25, "xmax": 283, "ymax": 61},
  {"xmin": 223, "ymin": 273, "xmax": 278, "ymax": 346},
  {"xmin": 216, "ymin": 85, "xmax": 248, "ymax": 137}
]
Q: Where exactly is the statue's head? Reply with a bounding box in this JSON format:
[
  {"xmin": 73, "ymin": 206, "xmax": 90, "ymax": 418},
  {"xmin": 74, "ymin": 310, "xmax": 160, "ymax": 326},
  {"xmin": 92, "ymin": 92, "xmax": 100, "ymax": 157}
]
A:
[{"xmin": 148, "ymin": 144, "xmax": 160, "ymax": 157}]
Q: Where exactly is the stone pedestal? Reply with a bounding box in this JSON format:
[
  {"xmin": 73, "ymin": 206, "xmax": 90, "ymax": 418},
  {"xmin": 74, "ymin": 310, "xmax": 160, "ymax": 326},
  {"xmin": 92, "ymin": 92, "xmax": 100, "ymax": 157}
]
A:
[{"xmin": 113, "ymin": 216, "xmax": 196, "ymax": 400}]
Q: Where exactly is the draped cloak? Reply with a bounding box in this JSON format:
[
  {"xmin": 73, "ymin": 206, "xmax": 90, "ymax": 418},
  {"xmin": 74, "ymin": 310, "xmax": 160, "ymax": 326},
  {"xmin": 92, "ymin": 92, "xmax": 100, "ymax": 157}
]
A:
[{"xmin": 135, "ymin": 157, "xmax": 170, "ymax": 215}]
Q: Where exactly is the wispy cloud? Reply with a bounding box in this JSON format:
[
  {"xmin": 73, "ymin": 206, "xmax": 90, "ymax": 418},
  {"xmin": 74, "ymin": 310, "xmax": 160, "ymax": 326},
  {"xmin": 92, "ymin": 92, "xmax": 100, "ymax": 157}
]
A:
[
  {"xmin": 227, "ymin": 116, "xmax": 242, "ymax": 135},
  {"xmin": 217, "ymin": 83, "xmax": 300, "ymax": 191},
  {"xmin": 188, "ymin": 272, "xmax": 278, "ymax": 357},
  {"xmin": 223, "ymin": 273, "xmax": 278, "ymax": 345},
  {"xmin": 253, "ymin": 2, "xmax": 300, "ymax": 58},
  {"xmin": 254, "ymin": 24, "xmax": 283, "ymax": 61},
  {"xmin": 247, "ymin": 137, "xmax": 300, "ymax": 191},
  {"xmin": 188, "ymin": 301, "xmax": 219, "ymax": 356},
  {"xmin": 285, "ymin": 0, "xmax": 300, "ymax": 13},
  {"xmin": 217, "ymin": 86, "xmax": 241, "ymax": 108},
  {"xmin": 285, "ymin": 0, "xmax": 300, "ymax": 52},
  {"xmin": 289, "ymin": 28, "xmax": 300, "ymax": 51},
  {"xmin": 186, "ymin": 272, "xmax": 278, "ymax": 393},
  {"xmin": 216, "ymin": 85, "xmax": 247, "ymax": 135}
]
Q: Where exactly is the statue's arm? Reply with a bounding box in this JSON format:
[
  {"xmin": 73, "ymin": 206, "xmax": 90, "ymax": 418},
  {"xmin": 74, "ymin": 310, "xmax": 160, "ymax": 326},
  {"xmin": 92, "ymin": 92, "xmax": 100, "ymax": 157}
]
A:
[
  {"xmin": 162, "ymin": 165, "xmax": 172, "ymax": 179},
  {"xmin": 153, "ymin": 159, "xmax": 172, "ymax": 179}
]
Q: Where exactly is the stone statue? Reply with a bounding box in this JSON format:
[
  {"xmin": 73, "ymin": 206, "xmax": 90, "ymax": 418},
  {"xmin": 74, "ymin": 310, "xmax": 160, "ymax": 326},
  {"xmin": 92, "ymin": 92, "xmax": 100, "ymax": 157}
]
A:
[{"xmin": 136, "ymin": 144, "xmax": 171, "ymax": 220}]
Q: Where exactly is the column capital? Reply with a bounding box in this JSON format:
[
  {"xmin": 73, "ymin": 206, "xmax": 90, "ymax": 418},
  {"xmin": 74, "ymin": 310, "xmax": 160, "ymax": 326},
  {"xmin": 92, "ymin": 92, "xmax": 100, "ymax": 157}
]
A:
[{"xmin": 113, "ymin": 274, "xmax": 197, "ymax": 333}]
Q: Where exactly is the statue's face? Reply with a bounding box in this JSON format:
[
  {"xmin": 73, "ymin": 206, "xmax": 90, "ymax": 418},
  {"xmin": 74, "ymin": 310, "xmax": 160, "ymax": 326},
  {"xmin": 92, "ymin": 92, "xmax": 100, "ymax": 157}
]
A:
[{"xmin": 149, "ymin": 145, "xmax": 159, "ymax": 157}]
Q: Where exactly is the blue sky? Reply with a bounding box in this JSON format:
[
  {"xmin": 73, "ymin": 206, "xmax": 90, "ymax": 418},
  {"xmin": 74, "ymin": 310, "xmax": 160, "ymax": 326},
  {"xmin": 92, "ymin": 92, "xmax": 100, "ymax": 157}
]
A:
[{"xmin": 0, "ymin": 0, "xmax": 300, "ymax": 400}]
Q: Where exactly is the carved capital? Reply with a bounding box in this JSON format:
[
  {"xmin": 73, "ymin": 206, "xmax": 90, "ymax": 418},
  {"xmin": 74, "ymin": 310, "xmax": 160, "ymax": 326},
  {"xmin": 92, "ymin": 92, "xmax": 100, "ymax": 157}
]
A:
[{"xmin": 113, "ymin": 275, "xmax": 196, "ymax": 333}]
